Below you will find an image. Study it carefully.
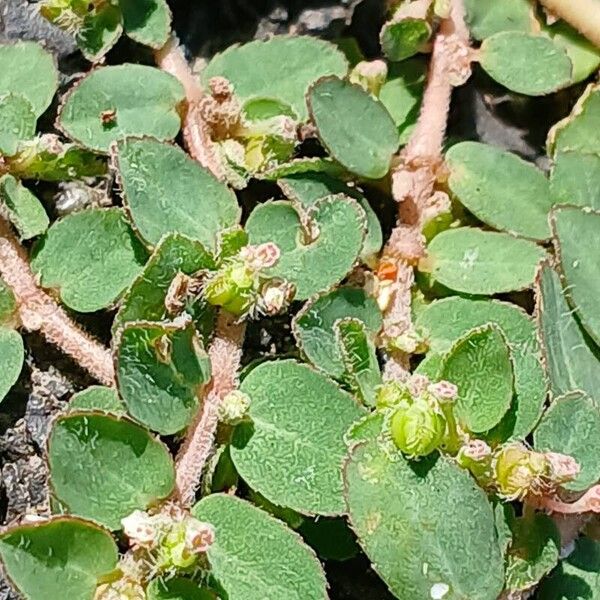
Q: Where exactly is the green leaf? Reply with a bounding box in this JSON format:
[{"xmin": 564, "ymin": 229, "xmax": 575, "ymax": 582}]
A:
[
  {"xmin": 202, "ymin": 36, "xmax": 348, "ymax": 121},
  {"xmin": 278, "ymin": 171, "xmax": 382, "ymax": 263},
  {"xmin": 7, "ymin": 137, "xmax": 107, "ymax": 181},
  {"xmin": 543, "ymin": 21, "xmax": 600, "ymax": 84},
  {"xmin": 0, "ymin": 93, "xmax": 36, "ymax": 156},
  {"xmin": 536, "ymin": 263, "xmax": 600, "ymax": 401},
  {"xmin": 77, "ymin": 3, "xmax": 123, "ymax": 62},
  {"xmin": 380, "ymin": 18, "xmax": 431, "ymax": 62},
  {"xmin": 0, "ymin": 328, "xmax": 23, "ymax": 403},
  {"xmin": 415, "ymin": 297, "xmax": 546, "ymax": 440},
  {"xmin": 246, "ymin": 197, "xmax": 366, "ymax": 300},
  {"xmin": 259, "ymin": 157, "xmax": 346, "ymax": 180},
  {"xmin": 424, "ymin": 227, "xmax": 546, "ymax": 295},
  {"xmin": 192, "ymin": 494, "xmax": 327, "ymax": 600},
  {"xmin": 534, "ymin": 391, "xmax": 600, "ymax": 492},
  {"xmin": 440, "ymin": 324, "xmax": 513, "ymax": 433},
  {"xmin": 48, "ymin": 412, "xmax": 175, "ymax": 529},
  {"xmin": 116, "ymin": 320, "xmax": 210, "ymax": 435},
  {"xmin": 553, "ymin": 205, "xmax": 600, "ymax": 346},
  {"xmin": 336, "ymin": 317, "xmax": 382, "ymax": 407},
  {"xmin": 445, "ymin": 141, "xmax": 554, "ymax": 240},
  {"xmin": 0, "ymin": 174, "xmax": 49, "ymax": 240},
  {"xmin": 548, "ymin": 83, "xmax": 600, "ymax": 156},
  {"xmin": 0, "ymin": 278, "xmax": 17, "ymax": 325},
  {"xmin": 69, "ymin": 386, "xmax": 126, "ymax": 415},
  {"xmin": 293, "ymin": 288, "xmax": 382, "ymax": 379},
  {"xmin": 479, "ymin": 32, "xmax": 572, "ymax": 96},
  {"xmin": 114, "ymin": 137, "xmax": 240, "ymax": 250},
  {"xmin": 307, "ymin": 77, "xmax": 399, "ymax": 179},
  {"xmin": 0, "ymin": 517, "xmax": 118, "ymax": 600},
  {"xmin": 550, "ymin": 151, "xmax": 600, "ymax": 210},
  {"xmin": 0, "ymin": 41, "xmax": 58, "ymax": 117},
  {"xmin": 345, "ymin": 440, "xmax": 505, "ymax": 600},
  {"xmin": 31, "ymin": 208, "xmax": 147, "ymax": 313},
  {"xmin": 147, "ymin": 578, "xmax": 215, "ymax": 600},
  {"xmin": 538, "ymin": 537, "xmax": 600, "ymax": 600},
  {"xmin": 463, "ymin": 0, "xmax": 533, "ymax": 40},
  {"xmin": 120, "ymin": 0, "xmax": 171, "ymax": 48},
  {"xmin": 505, "ymin": 513, "xmax": 560, "ymax": 592},
  {"xmin": 298, "ymin": 517, "xmax": 359, "ymax": 561},
  {"xmin": 231, "ymin": 359, "xmax": 364, "ymax": 515},
  {"xmin": 379, "ymin": 59, "xmax": 426, "ymax": 145},
  {"xmin": 58, "ymin": 65, "xmax": 184, "ymax": 152},
  {"xmin": 115, "ymin": 233, "xmax": 216, "ymax": 330}
]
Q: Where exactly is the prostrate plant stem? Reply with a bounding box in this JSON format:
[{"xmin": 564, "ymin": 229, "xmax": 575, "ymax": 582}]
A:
[
  {"xmin": 155, "ymin": 37, "xmax": 225, "ymax": 180},
  {"xmin": 175, "ymin": 310, "xmax": 245, "ymax": 507},
  {"xmin": 538, "ymin": 0, "xmax": 600, "ymax": 48},
  {"xmin": 0, "ymin": 218, "xmax": 114, "ymax": 385},
  {"xmin": 380, "ymin": 0, "xmax": 471, "ymax": 378}
]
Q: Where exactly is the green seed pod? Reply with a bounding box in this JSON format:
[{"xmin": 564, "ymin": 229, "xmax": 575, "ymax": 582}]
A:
[
  {"xmin": 204, "ymin": 262, "xmax": 256, "ymax": 316},
  {"xmin": 390, "ymin": 398, "xmax": 446, "ymax": 458},
  {"xmin": 493, "ymin": 444, "xmax": 549, "ymax": 500}
]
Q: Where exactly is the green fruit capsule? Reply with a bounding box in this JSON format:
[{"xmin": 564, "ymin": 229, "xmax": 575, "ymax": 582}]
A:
[
  {"xmin": 390, "ymin": 398, "xmax": 446, "ymax": 458},
  {"xmin": 493, "ymin": 443, "xmax": 549, "ymax": 500},
  {"xmin": 204, "ymin": 262, "xmax": 256, "ymax": 316}
]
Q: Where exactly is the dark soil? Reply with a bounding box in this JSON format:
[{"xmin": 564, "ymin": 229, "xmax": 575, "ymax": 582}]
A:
[{"xmin": 0, "ymin": 2, "xmax": 586, "ymax": 599}]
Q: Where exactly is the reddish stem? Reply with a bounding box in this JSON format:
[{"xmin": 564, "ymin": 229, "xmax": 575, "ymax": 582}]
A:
[
  {"xmin": 175, "ymin": 311, "xmax": 245, "ymax": 507},
  {"xmin": 0, "ymin": 220, "xmax": 114, "ymax": 385}
]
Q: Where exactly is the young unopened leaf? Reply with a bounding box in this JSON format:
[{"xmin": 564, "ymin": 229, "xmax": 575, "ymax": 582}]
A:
[
  {"xmin": 538, "ymin": 537, "xmax": 600, "ymax": 599},
  {"xmin": 536, "ymin": 263, "xmax": 600, "ymax": 401},
  {"xmin": 379, "ymin": 59, "xmax": 426, "ymax": 144},
  {"xmin": 445, "ymin": 141, "xmax": 554, "ymax": 240},
  {"xmin": 424, "ymin": 227, "xmax": 546, "ymax": 294},
  {"xmin": 505, "ymin": 513, "xmax": 560, "ymax": 592},
  {"xmin": 48, "ymin": 411, "xmax": 175, "ymax": 529},
  {"xmin": 7, "ymin": 137, "xmax": 107, "ymax": 181},
  {"xmin": 278, "ymin": 172, "xmax": 382, "ymax": 263},
  {"xmin": 294, "ymin": 288, "xmax": 382, "ymax": 379},
  {"xmin": 116, "ymin": 320, "xmax": 210, "ymax": 435},
  {"xmin": 192, "ymin": 494, "xmax": 327, "ymax": 600},
  {"xmin": 345, "ymin": 440, "xmax": 505, "ymax": 600},
  {"xmin": 550, "ymin": 151, "xmax": 600, "ymax": 210},
  {"xmin": 0, "ymin": 328, "xmax": 23, "ymax": 403},
  {"xmin": 534, "ymin": 391, "xmax": 600, "ymax": 492},
  {"xmin": 0, "ymin": 93, "xmax": 36, "ymax": 156},
  {"xmin": 0, "ymin": 174, "xmax": 48, "ymax": 240},
  {"xmin": 463, "ymin": 0, "xmax": 533, "ymax": 40},
  {"xmin": 380, "ymin": 18, "xmax": 431, "ymax": 62},
  {"xmin": 246, "ymin": 197, "xmax": 365, "ymax": 299},
  {"xmin": 553, "ymin": 205, "xmax": 600, "ymax": 345},
  {"xmin": 0, "ymin": 41, "xmax": 58, "ymax": 117},
  {"xmin": 0, "ymin": 517, "xmax": 118, "ymax": 600},
  {"xmin": 147, "ymin": 578, "xmax": 215, "ymax": 600},
  {"xmin": 308, "ymin": 77, "xmax": 399, "ymax": 179},
  {"xmin": 417, "ymin": 297, "xmax": 546, "ymax": 440},
  {"xmin": 440, "ymin": 324, "xmax": 513, "ymax": 433},
  {"xmin": 114, "ymin": 138, "xmax": 240, "ymax": 250},
  {"xmin": 31, "ymin": 208, "xmax": 147, "ymax": 313},
  {"xmin": 548, "ymin": 83, "xmax": 600, "ymax": 156},
  {"xmin": 335, "ymin": 317, "xmax": 382, "ymax": 407},
  {"xmin": 231, "ymin": 359, "xmax": 364, "ymax": 515},
  {"xmin": 58, "ymin": 65, "xmax": 184, "ymax": 152},
  {"xmin": 114, "ymin": 233, "xmax": 216, "ymax": 330},
  {"xmin": 120, "ymin": 0, "xmax": 171, "ymax": 48},
  {"xmin": 202, "ymin": 36, "xmax": 347, "ymax": 121},
  {"xmin": 480, "ymin": 32, "xmax": 572, "ymax": 96},
  {"xmin": 69, "ymin": 386, "xmax": 125, "ymax": 415}
]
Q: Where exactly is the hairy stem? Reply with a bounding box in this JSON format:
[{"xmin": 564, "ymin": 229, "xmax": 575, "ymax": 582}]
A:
[
  {"xmin": 538, "ymin": 0, "xmax": 600, "ymax": 48},
  {"xmin": 175, "ymin": 310, "xmax": 245, "ymax": 507},
  {"xmin": 380, "ymin": 0, "xmax": 471, "ymax": 375},
  {"xmin": 0, "ymin": 220, "xmax": 114, "ymax": 385},
  {"xmin": 528, "ymin": 485, "xmax": 600, "ymax": 515},
  {"xmin": 155, "ymin": 37, "xmax": 225, "ymax": 180}
]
